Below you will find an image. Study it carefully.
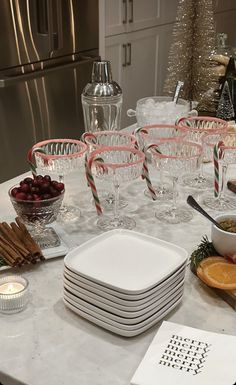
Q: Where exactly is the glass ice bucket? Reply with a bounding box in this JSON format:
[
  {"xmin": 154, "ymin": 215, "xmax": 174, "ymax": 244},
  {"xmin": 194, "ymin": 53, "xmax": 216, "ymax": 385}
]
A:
[{"xmin": 127, "ymin": 96, "xmax": 191, "ymax": 126}]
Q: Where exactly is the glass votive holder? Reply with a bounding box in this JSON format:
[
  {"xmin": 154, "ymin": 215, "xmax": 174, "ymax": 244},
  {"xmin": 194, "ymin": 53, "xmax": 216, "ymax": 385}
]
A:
[{"xmin": 0, "ymin": 275, "xmax": 29, "ymax": 314}]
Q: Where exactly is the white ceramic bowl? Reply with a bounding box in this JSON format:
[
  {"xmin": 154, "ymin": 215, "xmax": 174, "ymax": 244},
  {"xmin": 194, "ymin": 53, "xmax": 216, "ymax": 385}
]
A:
[{"xmin": 211, "ymin": 214, "xmax": 236, "ymax": 257}]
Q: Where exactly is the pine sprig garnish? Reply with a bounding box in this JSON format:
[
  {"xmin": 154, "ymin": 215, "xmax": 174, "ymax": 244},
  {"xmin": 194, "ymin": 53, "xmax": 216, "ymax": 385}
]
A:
[{"xmin": 190, "ymin": 236, "xmax": 219, "ymax": 273}]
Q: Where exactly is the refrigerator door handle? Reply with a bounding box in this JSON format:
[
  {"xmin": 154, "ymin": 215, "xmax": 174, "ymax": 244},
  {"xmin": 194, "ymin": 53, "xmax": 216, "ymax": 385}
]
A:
[
  {"xmin": 55, "ymin": 0, "xmax": 63, "ymax": 51},
  {"xmin": 36, "ymin": 0, "xmax": 49, "ymax": 35},
  {"xmin": 0, "ymin": 55, "xmax": 100, "ymax": 88},
  {"xmin": 47, "ymin": 0, "xmax": 63, "ymax": 53},
  {"xmin": 47, "ymin": 0, "xmax": 54, "ymax": 54}
]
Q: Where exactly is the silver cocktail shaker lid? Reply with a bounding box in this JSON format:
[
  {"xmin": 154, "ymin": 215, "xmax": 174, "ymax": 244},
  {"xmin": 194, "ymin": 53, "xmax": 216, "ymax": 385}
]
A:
[{"xmin": 82, "ymin": 60, "xmax": 122, "ymax": 97}]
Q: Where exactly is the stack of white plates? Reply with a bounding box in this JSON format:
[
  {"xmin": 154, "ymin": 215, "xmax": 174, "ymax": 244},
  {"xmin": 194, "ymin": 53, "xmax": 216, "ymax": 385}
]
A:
[{"xmin": 63, "ymin": 230, "xmax": 188, "ymax": 337}]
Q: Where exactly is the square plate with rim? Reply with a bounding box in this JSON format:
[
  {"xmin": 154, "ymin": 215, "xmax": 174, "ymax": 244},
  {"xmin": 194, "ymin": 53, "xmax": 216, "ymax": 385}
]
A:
[
  {"xmin": 63, "ymin": 270, "xmax": 185, "ymax": 311},
  {"xmin": 63, "ymin": 281, "xmax": 184, "ymax": 323},
  {"xmin": 63, "ymin": 262, "xmax": 186, "ymax": 301},
  {"xmin": 63, "ymin": 293, "xmax": 183, "ymax": 337},
  {"xmin": 64, "ymin": 229, "xmax": 188, "ymax": 294}
]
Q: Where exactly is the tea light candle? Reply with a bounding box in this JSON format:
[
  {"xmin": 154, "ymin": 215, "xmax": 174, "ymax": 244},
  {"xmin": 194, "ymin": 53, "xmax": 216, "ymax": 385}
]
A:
[{"xmin": 0, "ymin": 276, "xmax": 29, "ymax": 314}]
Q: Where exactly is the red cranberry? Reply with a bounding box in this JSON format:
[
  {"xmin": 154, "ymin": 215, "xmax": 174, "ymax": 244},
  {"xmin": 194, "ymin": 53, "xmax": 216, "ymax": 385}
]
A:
[
  {"xmin": 54, "ymin": 182, "xmax": 64, "ymax": 192},
  {"xmin": 49, "ymin": 187, "xmax": 60, "ymax": 197},
  {"xmin": 11, "ymin": 187, "xmax": 19, "ymax": 197},
  {"xmin": 32, "ymin": 194, "xmax": 41, "ymax": 201},
  {"xmin": 20, "ymin": 183, "xmax": 30, "ymax": 193},
  {"xmin": 31, "ymin": 186, "xmax": 40, "ymax": 194},
  {"xmin": 44, "ymin": 175, "xmax": 51, "ymax": 182},
  {"xmin": 24, "ymin": 177, "xmax": 33, "ymax": 184},
  {"xmin": 41, "ymin": 193, "xmax": 52, "ymax": 200},
  {"xmin": 39, "ymin": 182, "xmax": 50, "ymax": 193},
  {"xmin": 26, "ymin": 194, "xmax": 34, "ymax": 201},
  {"xmin": 32, "ymin": 179, "xmax": 39, "ymax": 187},
  {"xmin": 15, "ymin": 192, "xmax": 27, "ymax": 200},
  {"xmin": 36, "ymin": 175, "xmax": 44, "ymax": 184}
]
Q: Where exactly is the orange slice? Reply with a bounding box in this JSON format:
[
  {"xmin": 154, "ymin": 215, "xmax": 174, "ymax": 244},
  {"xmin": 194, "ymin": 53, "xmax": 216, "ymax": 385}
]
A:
[
  {"xmin": 199, "ymin": 256, "xmax": 228, "ymax": 269},
  {"xmin": 202, "ymin": 262, "xmax": 236, "ymax": 290},
  {"xmin": 196, "ymin": 257, "xmax": 229, "ymax": 286},
  {"xmin": 196, "ymin": 266, "xmax": 210, "ymax": 285}
]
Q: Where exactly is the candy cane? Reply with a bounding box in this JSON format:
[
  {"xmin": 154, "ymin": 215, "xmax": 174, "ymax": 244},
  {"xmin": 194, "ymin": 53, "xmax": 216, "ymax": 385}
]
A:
[
  {"xmin": 81, "ymin": 132, "xmax": 97, "ymax": 144},
  {"xmin": 86, "ymin": 155, "xmax": 103, "ymax": 215},
  {"xmin": 213, "ymin": 141, "xmax": 224, "ymax": 197},
  {"xmin": 27, "ymin": 147, "xmax": 46, "ymax": 178},
  {"xmin": 142, "ymin": 144, "xmax": 162, "ymax": 201}
]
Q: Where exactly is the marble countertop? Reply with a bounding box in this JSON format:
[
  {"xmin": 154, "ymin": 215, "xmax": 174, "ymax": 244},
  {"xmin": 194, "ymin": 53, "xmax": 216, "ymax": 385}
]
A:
[{"xmin": 0, "ymin": 161, "xmax": 236, "ymax": 385}]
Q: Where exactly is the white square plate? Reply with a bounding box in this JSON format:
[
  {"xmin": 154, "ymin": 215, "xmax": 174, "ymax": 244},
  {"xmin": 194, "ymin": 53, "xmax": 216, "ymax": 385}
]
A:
[
  {"xmin": 64, "ymin": 262, "xmax": 186, "ymax": 301},
  {"xmin": 64, "ymin": 229, "xmax": 188, "ymax": 294},
  {"xmin": 63, "ymin": 282, "xmax": 184, "ymax": 323},
  {"xmin": 63, "ymin": 292, "xmax": 183, "ymax": 337},
  {"xmin": 63, "ymin": 270, "xmax": 185, "ymax": 311}
]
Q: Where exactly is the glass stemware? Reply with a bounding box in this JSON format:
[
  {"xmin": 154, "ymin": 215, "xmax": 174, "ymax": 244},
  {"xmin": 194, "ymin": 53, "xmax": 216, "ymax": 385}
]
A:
[
  {"xmin": 177, "ymin": 116, "xmax": 228, "ymax": 189},
  {"xmin": 148, "ymin": 139, "xmax": 202, "ymax": 224},
  {"xmin": 82, "ymin": 131, "xmax": 136, "ymax": 151},
  {"xmin": 82, "ymin": 131, "xmax": 136, "ymax": 209},
  {"xmin": 87, "ymin": 146, "xmax": 145, "ymax": 230},
  {"xmin": 136, "ymin": 124, "xmax": 188, "ymax": 201},
  {"xmin": 31, "ymin": 139, "xmax": 87, "ymax": 222},
  {"xmin": 9, "ymin": 185, "xmax": 64, "ymax": 248},
  {"xmin": 201, "ymin": 132, "xmax": 236, "ymax": 211}
]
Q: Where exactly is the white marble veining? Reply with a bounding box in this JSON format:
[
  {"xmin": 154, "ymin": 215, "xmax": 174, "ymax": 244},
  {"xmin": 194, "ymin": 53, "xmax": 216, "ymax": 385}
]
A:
[{"xmin": 0, "ymin": 157, "xmax": 236, "ymax": 385}]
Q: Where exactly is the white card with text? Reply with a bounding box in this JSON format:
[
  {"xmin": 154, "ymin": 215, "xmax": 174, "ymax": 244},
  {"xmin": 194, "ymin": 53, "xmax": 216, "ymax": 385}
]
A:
[{"xmin": 131, "ymin": 321, "xmax": 236, "ymax": 385}]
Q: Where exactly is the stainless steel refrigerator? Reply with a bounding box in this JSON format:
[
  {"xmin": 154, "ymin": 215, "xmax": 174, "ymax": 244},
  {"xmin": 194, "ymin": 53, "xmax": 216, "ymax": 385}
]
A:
[{"xmin": 0, "ymin": 0, "xmax": 99, "ymax": 182}]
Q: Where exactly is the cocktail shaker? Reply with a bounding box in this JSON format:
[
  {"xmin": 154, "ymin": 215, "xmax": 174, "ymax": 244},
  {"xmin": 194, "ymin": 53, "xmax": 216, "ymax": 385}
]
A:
[{"xmin": 81, "ymin": 60, "xmax": 122, "ymax": 132}]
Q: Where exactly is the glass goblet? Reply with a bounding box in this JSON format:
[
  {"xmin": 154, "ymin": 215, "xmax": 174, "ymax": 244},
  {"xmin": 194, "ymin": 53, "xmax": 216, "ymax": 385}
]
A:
[
  {"xmin": 136, "ymin": 124, "xmax": 188, "ymax": 201},
  {"xmin": 82, "ymin": 131, "xmax": 136, "ymax": 209},
  {"xmin": 149, "ymin": 139, "xmax": 202, "ymax": 224},
  {"xmin": 201, "ymin": 132, "xmax": 236, "ymax": 211},
  {"xmin": 177, "ymin": 116, "xmax": 228, "ymax": 189},
  {"xmin": 9, "ymin": 185, "xmax": 64, "ymax": 248},
  {"xmin": 32, "ymin": 139, "xmax": 87, "ymax": 222},
  {"xmin": 88, "ymin": 146, "xmax": 145, "ymax": 230}
]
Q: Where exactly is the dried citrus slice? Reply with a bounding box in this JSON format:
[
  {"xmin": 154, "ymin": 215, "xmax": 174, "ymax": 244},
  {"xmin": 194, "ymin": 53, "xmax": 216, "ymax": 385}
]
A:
[
  {"xmin": 202, "ymin": 262, "xmax": 236, "ymax": 290},
  {"xmin": 196, "ymin": 257, "xmax": 229, "ymax": 286},
  {"xmin": 196, "ymin": 266, "xmax": 210, "ymax": 285},
  {"xmin": 199, "ymin": 256, "xmax": 228, "ymax": 269}
]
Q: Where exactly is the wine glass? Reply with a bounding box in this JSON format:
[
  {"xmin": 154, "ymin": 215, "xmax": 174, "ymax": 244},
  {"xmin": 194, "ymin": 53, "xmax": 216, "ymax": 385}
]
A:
[
  {"xmin": 148, "ymin": 139, "xmax": 202, "ymax": 224},
  {"xmin": 82, "ymin": 131, "xmax": 136, "ymax": 209},
  {"xmin": 177, "ymin": 116, "xmax": 228, "ymax": 189},
  {"xmin": 135, "ymin": 124, "xmax": 188, "ymax": 201},
  {"xmin": 201, "ymin": 132, "xmax": 236, "ymax": 211},
  {"xmin": 87, "ymin": 146, "xmax": 145, "ymax": 230},
  {"xmin": 30, "ymin": 139, "xmax": 87, "ymax": 222}
]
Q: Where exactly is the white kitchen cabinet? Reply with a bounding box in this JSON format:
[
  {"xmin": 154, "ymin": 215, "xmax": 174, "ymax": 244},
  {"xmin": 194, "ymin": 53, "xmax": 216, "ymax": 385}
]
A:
[
  {"xmin": 103, "ymin": 0, "xmax": 178, "ymax": 128},
  {"xmin": 105, "ymin": 0, "xmax": 161, "ymax": 37},
  {"xmin": 214, "ymin": 0, "xmax": 236, "ymax": 12},
  {"xmin": 214, "ymin": 0, "xmax": 236, "ymax": 46},
  {"xmin": 105, "ymin": 0, "xmax": 126, "ymax": 36},
  {"xmin": 106, "ymin": 27, "xmax": 160, "ymax": 128},
  {"xmin": 100, "ymin": 0, "xmax": 236, "ymax": 128}
]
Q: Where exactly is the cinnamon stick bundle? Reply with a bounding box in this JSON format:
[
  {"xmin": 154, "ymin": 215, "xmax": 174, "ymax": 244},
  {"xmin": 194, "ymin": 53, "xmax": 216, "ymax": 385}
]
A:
[{"xmin": 0, "ymin": 217, "xmax": 44, "ymax": 267}]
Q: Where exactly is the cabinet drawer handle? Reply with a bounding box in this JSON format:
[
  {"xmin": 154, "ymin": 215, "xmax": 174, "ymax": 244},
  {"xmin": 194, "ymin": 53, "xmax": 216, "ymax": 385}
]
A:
[
  {"xmin": 123, "ymin": 0, "xmax": 127, "ymax": 24},
  {"xmin": 122, "ymin": 44, "xmax": 127, "ymax": 67},
  {"xmin": 129, "ymin": 0, "xmax": 133, "ymax": 23},
  {"xmin": 127, "ymin": 43, "xmax": 131, "ymax": 65}
]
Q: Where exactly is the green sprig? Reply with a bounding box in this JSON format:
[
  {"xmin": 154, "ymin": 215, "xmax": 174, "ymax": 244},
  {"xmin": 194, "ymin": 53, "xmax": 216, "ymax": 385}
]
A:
[{"xmin": 190, "ymin": 236, "xmax": 218, "ymax": 273}]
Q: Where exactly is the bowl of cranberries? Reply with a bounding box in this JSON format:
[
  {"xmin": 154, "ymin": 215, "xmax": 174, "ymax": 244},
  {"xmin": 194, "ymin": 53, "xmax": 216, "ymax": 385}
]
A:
[{"xmin": 9, "ymin": 175, "xmax": 65, "ymax": 227}]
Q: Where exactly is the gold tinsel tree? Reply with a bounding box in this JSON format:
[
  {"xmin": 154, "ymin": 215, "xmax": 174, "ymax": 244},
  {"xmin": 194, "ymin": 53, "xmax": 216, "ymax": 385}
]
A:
[{"xmin": 164, "ymin": 0, "xmax": 218, "ymax": 111}]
